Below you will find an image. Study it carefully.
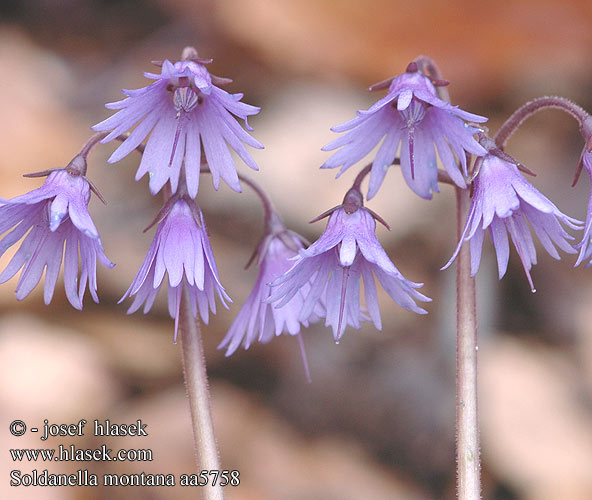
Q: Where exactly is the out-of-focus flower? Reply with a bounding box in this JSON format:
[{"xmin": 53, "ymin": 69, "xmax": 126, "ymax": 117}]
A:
[
  {"xmin": 444, "ymin": 154, "xmax": 582, "ymax": 290},
  {"xmin": 270, "ymin": 203, "xmax": 430, "ymax": 341},
  {"xmin": 120, "ymin": 197, "xmax": 230, "ymax": 341},
  {"xmin": 218, "ymin": 224, "xmax": 322, "ymax": 357},
  {"xmin": 575, "ymin": 151, "xmax": 592, "ymax": 266},
  {"xmin": 93, "ymin": 52, "xmax": 263, "ymax": 198},
  {"xmin": 322, "ymin": 64, "xmax": 487, "ymax": 200},
  {"xmin": 0, "ymin": 169, "xmax": 114, "ymax": 309}
]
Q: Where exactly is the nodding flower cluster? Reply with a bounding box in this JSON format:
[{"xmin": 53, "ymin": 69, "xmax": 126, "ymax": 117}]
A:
[{"xmin": 2, "ymin": 48, "xmax": 592, "ymax": 370}]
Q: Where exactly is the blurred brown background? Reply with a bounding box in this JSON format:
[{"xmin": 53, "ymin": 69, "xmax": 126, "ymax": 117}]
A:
[{"xmin": 1, "ymin": 1, "xmax": 592, "ymax": 499}]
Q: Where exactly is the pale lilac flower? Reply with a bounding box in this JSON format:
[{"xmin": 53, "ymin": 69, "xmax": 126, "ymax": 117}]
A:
[
  {"xmin": 0, "ymin": 170, "xmax": 114, "ymax": 309},
  {"xmin": 92, "ymin": 57, "xmax": 263, "ymax": 198},
  {"xmin": 575, "ymin": 151, "xmax": 592, "ymax": 266},
  {"xmin": 322, "ymin": 65, "xmax": 487, "ymax": 200},
  {"xmin": 218, "ymin": 228, "xmax": 322, "ymax": 358},
  {"xmin": 444, "ymin": 154, "xmax": 582, "ymax": 290},
  {"xmin": 120, "ymin": 197, "xmax": 230, "ymax": 341},
  {"xmin": 270, "ymin": 206, "xmax": 430, "ymax": 341}
]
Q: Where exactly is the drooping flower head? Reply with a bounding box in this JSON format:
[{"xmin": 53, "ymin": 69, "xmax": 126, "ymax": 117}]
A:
[
  {"xmin": 120, "ymin": 196, "xmax": 230, "ymax": 341},
  {"xmin": 0, "ymin": 167, "xmax": 114, "ymax": 309},
  {"xmin": 270, "ymin": 190, "xmax": 430, "ymax": 341},
  {"xmin": 92, "ymin": 47, "xmax": 263, "ymax": 198},
  {"xmin": 218, "ymin": 215, "xmax": 322, "ymax": 364},
  {"xmin": 444, "ymin": 153, "xmax": 582, "ymax": 290},
  {"xmin": 575, "ymin": 150, "xmax": 592, "ymax": 266},
  {"xmin": 322, "ymin": 62, "xmax": 487, "ymax": 200}
]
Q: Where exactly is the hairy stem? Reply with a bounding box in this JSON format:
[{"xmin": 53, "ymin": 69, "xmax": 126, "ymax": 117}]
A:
[
  {"xmin": 79, "ymin": 132, "xmax": 110, "ymax": 160},
  {"xmin": 236, "ymin": 172, "xmax": 277, "ymax": 229},
  {"xmin": 495, "ymin": 96, "xmax": 588, "ymax": 147},
  {"xmin": 350, "ymin": 159, "xmax": 456, "ymax": 193},
  {"xmin": 179, "ymin": 285, "xmax": 225, "ymax": 500},
  {"xmin": 198, "ymin": 164, "xmax": 282, "ymax": 234},
  {"xmin": 351, "ymin": 162, "xmax": 373, "ymax": 191},
  {"xmin": 455, "ymin": 187, "xmax": 480, "ymax": 500},
  {"xmin": 416, "ymin": 57, "xmax": 482, "ymax": 499}
]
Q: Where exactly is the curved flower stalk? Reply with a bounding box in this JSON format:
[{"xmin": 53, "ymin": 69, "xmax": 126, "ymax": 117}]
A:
[
  {"xmin": 93, "ymin": 49, "xmax": 263, "ymax": 198},
  {"xmin": 219, "ymin": 225, "xmax": 322, "ymax": 357},
  {"xmin": 444, "ymin": 154, "xmax": 582, "ymax": 291},
  {"xmin": 270, "ymin": 199, "xmax": 430, "ymax": 341},
  {"xmin": 322, "ymin": 63, "xmax": 487, "ymax": 200},
  {"xmin": 120, "ymin": 197, "xmax": 231, "ymax": 341},
  {"xmin": 0, "ymin": 169, "xmax": 114, "ymax": 309}
]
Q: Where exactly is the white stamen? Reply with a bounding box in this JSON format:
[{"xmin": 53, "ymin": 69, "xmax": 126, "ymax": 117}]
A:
[
  {"xmin": 173, "ymin": 87, "xmax": 199, "ymax": 113},
  {"xmin": 400, "ymin": 99, "xmax": 426, "ymax": 126}
]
